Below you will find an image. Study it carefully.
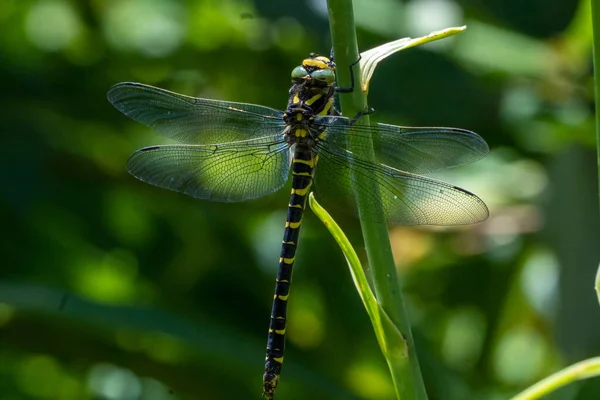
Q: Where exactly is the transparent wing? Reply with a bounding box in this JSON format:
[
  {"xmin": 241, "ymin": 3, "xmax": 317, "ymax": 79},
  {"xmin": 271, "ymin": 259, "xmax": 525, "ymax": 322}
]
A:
[
  {"xmin": 108, "ymin": 82, "xmax": 286, "ymax": 144},
  {"xmin": 314, "ymin": 142, "xmax": 488, "ymax": 226},
  {"xmin": 127, "ymin": 138, "xmax": 291, "ymax": 202},
  {"xmin": 315, "ymin": 116, "xmax": 488, "ymax": 174}
]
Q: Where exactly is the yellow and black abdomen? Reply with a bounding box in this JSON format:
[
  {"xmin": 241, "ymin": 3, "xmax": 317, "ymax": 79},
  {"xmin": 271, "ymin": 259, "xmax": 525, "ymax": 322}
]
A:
[{"xmin": 263, "ymin": 145, "xmax": 316, "ymax": 398}]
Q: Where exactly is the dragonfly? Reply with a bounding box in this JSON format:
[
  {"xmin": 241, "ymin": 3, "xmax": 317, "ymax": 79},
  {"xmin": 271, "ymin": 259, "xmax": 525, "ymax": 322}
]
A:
[{"xmin": 107, "ymin": 53, "xmax": 489, "ymax": 399}]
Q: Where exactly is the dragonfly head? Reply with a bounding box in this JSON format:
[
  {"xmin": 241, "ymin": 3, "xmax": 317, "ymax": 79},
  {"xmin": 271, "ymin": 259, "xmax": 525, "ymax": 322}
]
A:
[{"xmin": 291, "ymin": 54, "xmax": 336, "ymax": 87}]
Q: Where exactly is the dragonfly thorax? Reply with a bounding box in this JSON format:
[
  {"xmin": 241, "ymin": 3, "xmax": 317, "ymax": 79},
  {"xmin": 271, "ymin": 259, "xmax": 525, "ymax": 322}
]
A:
[
  {"xmin": 283, "ymin": 88, "xmax": 333, "ymax": 146},
  {"xmin": 281, "ymin": 109, "xmax": 318, "ymax": 146},
  {"xmin": 283, "ymin": 55, "xmax": 337, "ymax": 146}
]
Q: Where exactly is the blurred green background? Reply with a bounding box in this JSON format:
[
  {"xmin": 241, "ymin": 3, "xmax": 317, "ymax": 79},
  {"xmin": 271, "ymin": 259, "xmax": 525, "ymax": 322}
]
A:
[{"xmin": 1, "ymin": 0, "xmax": 599, "ymax": 399}]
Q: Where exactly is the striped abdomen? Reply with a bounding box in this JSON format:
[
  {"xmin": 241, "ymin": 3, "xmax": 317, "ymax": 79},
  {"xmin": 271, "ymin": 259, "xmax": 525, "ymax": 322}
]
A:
[{"xmin": 263, "ymin": 145, "xmax": 316, "ymax": 399}]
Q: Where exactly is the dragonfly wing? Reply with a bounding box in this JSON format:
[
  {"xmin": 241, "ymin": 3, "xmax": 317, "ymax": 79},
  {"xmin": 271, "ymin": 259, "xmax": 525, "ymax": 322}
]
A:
[
  {"xmin": 316, "ymin": 116, "xmax": 488, "ymax": 174},
  {"xmin": 108, "ymin": 82, "xmax": 286, "ymax": 144},
  {"xmin": 314, "ymin": 145, "xmax": 488, "ymax": 225},
  {"xmin": 127, "ymin": 138, "xmax": 291, "ymax": 202}
]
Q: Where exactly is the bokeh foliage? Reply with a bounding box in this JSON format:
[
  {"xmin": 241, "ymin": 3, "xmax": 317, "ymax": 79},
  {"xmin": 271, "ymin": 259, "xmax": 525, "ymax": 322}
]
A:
[{"xmin": 1, "ymin": 0, "xmax": 599, "ymax": 399}]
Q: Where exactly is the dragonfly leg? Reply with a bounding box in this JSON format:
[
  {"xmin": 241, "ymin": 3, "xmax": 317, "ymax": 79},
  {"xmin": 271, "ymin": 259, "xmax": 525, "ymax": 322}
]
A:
[
  {"xmin": 349, "ymin": 106, "xmax": 376, "ymax": 125},
  {"xmin": 334, "ymin": 55, "xmax": 362, "ymax": 93}
]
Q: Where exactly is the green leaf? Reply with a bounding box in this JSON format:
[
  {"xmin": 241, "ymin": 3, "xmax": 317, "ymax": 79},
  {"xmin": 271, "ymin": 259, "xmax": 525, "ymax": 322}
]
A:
[
  {"xmin": 309, "ymin": 193, "xmax": 417, "ymax": 399},
  {"xmin": 359, "ymin": 26, "xmax": 466, "ymax": 92},
  {"xmin": 510, "ymin": 358, "xmax": 600, "ymax": 400}
]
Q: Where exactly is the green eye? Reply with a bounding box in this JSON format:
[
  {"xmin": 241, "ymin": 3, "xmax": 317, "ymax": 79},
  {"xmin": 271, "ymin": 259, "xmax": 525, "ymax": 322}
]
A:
[
  {"xmin": 291, "ymin": 66, "xmax": 308, "ymax": 79},
  {"xmin": 310, "ymin": 69, "xmax": 335, "ymax": 84}
]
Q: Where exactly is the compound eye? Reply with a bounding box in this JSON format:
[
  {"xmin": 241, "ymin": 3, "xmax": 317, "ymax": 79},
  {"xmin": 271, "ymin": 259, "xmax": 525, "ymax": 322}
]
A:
[
  {"xmin": 291, "ymin": 66, "xmax": 308, "ymax": 80},
  {"xmin": 310, "ymin": 68, "xmax": 335, "ymax": 84}
]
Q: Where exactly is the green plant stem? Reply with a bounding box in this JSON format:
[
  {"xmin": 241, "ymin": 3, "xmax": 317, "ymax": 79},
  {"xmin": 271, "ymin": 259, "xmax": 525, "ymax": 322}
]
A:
[
  {"xmin": 593, "ymin": 0, "xmax": 600, "ymax": 213},
  {"xmin": 326, "ymin": 1, "xmax": 427, "ymax": 398},
  {"xmin": 510, "ymin": 357, "xmax": 600, "ymax": 400}
]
